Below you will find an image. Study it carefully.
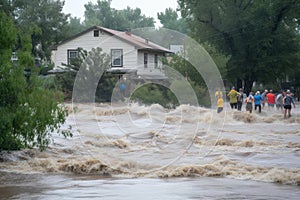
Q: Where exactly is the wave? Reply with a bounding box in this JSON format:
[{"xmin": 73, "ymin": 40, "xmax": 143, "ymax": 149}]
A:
[
  {"xmin": 68, "ymin": 103, "xmax": 300, "ymax": 125},
  {"xmin": 154, "ymin": 157, "xmax": 300, "ymax": 185},
  {"xmin": 1, "ymin": 152, "xmax": 299, "ymax": 185},
  {"xmin": 1, "ymin": 103, "xmax": 299, "ymax": 186}
]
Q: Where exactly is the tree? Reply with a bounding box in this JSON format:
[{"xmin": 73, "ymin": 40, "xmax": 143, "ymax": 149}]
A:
[
  {"xmin": 55, "ymin": 48, "xmax": 88, "ymax": 99},
  {"xmin": 167, "ymin": 52, "xmax": 210, "ymax": 107},
  {"xmin": 4, "ymin": 0, "xmax": 69, "ymax": 60},
  {"xmin": 116, "ymin": 6, "xmax": 155, "ymax": 30},
  {"xmin": 61, "ymin": 16, "xmax": 86, "ymax": 39},
  {"xmin": 83, "ymin": 0, "xmax": 155, "ymax": 31},
  {"xmin": 131, "ymin": 84, "xmax": 179, "ymax": 108},
  {"xmin": 55, "ymin": 47, "xmax": 115, "ymax": 102},
  {"xmin": 158, "ymin": 8, "xmax": 189, "ymax": 34},
  {"xmin": 0, "ymin": 11, "xmax": 71, "ymax": 151},
  {"xmin": 0, "ymin": 0, "xmax": 13, "ymax": 16},
  {"xmin": 179, "ymin": 0, "xmax": 300, "ymax": 94}
]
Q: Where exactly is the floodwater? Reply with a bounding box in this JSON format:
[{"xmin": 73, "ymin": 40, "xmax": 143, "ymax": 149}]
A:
[{"xmin": 0, "ymin": 102, "xmax": 299, "ymax": 199}]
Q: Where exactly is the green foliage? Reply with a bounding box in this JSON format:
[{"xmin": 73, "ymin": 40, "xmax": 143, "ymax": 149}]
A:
[
  {"xmin": 3, "ymin": 0, "xmax": 69, "ymax": 60},
  {"xmin": 55, "ymin": 47, "xmax": 115, "ymax": 102},
  {"xmin": 0, "ymin": 10, "xmax": 16, "ymax": 50},
  {"xmin": 130, "ymin": 50, "xmax": 213, "ymax": 107},
  {"xmin": 39, "ymin": 63, "xmax": 54, "ymax": 76},
  {"xmin": 179, "ymin": 0, "xmax": 300, "ymax": 93},
  {"xmin": 130, "ymin": 81, "xmax": 210, "ymax": 108},
  {"xmin": 201, "ymin": 42, "xmax": 229, "ymax": 79},
  {"xmin": 170, "ymin": 63, "xmax": 210, "ymax": 106},
  {"xmin": 158, "ymin": 8, "xmax": 189, "ymax": 34},
  {"xmin": 0, "ymin": 11, "xmax": 71, "ymax": 151},
  {"xmin": 96, "ymin": 72, "xmax": 118, "ymax": 102},
  {"xmin": 61, "ymin": 17, "xmax": 87, "ymax": 39},
  {"xmin": 0, "ymin": 0, "xmax": 13, "ymax": 17},
  {"xmin": 55, "ymin": 48, "xmax": 88, "ymax": 99},
  {"xmin": 83, "ymin": 0, "xmax": 155, "ymax": 30},
  {"xmin": 131, "ymin": 84, "xmax": 178, "ymax": 108}
]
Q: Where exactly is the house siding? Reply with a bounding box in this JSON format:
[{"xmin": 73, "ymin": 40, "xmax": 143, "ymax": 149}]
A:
[
  {"xmin": 137, "ymin": 51, "xmax": 164, "ymax": 76},
  {"xmin": 51, "ymin": 26, "xmax": 170, "ymax": 79},
  {"xmin": 52, "ymin": 30, "xmax": 137, "ymax": 69}
]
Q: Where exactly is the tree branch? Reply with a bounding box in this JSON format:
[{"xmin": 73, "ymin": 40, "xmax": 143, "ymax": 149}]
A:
[
  {"xmin": 238, "ymin": 0, "xmax": 245, "ymax": 8},
  {"xmin": 243, "ymin": 0, "xmax": 253, "ymax": 10},
  {"xmin": 209, "ymin": 10, "xmax": 213, "ymax": 24},
  {"xmin": 272, "ymin": 5, "xmax": 289, "ymax": 32},
  {"xmin": 197, "ymin": 17, "xmax": 210, "ymax": 24},
  {"xmin": 197, "ymin": 15, "xmax": 236, "ymax": 54}
]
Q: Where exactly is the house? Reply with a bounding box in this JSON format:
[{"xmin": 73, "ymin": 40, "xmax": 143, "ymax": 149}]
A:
[{"xmin": 51, "ymin": 26, "xmax": 172, "ymax": 79}]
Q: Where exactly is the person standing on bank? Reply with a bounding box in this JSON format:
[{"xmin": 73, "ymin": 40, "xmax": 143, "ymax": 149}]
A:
[
  {"xmin": 254, "ymin": 91, "xmax": 262, "ymax": 113},
  {"xmin": 237, "ymin": 88, "xmax": 246, "ymax": 111},
  {"xmin": 227, "ymin": 87, "xmax": 240, "ymax": 110},
  {"xmin": 283, "ymin": 90, "xmax": 296, "ymax": 119}
]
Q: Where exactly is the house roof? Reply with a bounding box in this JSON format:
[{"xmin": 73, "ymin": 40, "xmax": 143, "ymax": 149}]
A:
[{"xmin": 51, "ymin": 26, "xmax": 172, "ymax": 54}]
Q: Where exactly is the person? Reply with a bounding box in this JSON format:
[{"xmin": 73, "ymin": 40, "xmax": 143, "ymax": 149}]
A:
[
  {"xmin": 266, "ymin": 89, "xmax": 275, "ymax": 111},
  {"xmin": 215, "ymin": 88, "xmax": 223, "ymax": 99},
  {"xmin": 254, "ymin": 91, "xmax": 262, "ymax": 113},
  {"xmin": 227, "ymin": 87, "xmax": 240, "ymax": 109},
  {"xmin": 217, "ymin": 95, "xmax": 224, "ymax": 113},
  {"xmin": 237, "ymin": 88, "xmax": 246, "ymax": 111},
  {"xmin": 120, "ymin": 82, "xmax": 126, "ymax": 97},
  {"xmin": 283, "ymin": 90, "xmax": 296, "ymax": 119},
  {"xmin": 245, "ymin": 92, "xmax": 254, "ymax": 113},
  {"xmin": 275, "ymin": 91, "xmax": 284, "ymax": 112},
  {"xmin": 261, "ymin": 89, "xmax": 268, "ymax": 109}
]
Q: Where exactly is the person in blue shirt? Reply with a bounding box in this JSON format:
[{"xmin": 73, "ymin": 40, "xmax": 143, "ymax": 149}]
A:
[{"xmin": 254, "ymin": 91, "xmax": 262, "ymax": 113}]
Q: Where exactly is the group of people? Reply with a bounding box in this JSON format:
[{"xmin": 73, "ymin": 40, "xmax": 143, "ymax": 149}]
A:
[{"xmin": 216, "ymin": 87, "xmax": 296, "ymax": 119}]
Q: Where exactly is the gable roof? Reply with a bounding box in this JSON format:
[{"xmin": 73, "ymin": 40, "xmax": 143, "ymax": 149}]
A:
[{"xmin": 51, "ymin": 26, "xmax": 172, "ymax": 53}]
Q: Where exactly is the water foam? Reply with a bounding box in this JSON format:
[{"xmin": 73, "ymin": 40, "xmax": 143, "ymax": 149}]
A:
[{"xmin": 1, "ymin": 103, "xmax": 299, "ymax": 186}]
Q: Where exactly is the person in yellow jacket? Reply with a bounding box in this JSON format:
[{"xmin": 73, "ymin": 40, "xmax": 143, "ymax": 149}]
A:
[
  {"xmin": 217, "ymin": 95, "xmax": 224, "ymax": 113},
  {"xmin": 227, "ymin": 87, "xmax": 240, "ymax": 109},
  {"xmin": 215, "ymin": 88, "xmax": 223, "ymax": 99}
]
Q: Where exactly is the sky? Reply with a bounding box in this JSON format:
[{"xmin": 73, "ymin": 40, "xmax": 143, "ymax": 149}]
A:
[{"xmin": 63, "ymin": 0, "xmax": 178, "ymax": 26}]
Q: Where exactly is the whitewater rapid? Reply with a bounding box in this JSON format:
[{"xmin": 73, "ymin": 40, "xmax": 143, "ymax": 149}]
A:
[{"xmin": 0, "ymin": 102, "xmax": 299, "ymax": 186}]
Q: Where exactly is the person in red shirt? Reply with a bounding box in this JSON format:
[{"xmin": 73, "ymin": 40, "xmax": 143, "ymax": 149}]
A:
[{"xmin": 266, "ymin": 90, "xmax": 275, "ymax": 111}]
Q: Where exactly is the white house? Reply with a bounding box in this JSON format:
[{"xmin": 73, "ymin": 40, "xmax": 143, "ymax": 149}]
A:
[{"xmin": 51, "ymin": 26, "xmax": 172, "ymax": 79}]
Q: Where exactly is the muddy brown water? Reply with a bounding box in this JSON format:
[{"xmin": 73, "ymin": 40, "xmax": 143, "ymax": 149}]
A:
[{"xmin": 1, "ymin": 103, "xmax": 299, "ymax": 199}]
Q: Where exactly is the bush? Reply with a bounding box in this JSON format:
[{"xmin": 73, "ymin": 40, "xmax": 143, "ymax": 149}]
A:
[
  {"xmin": 131, "ymin": 83, "xmax": 178, "ymax": 108},
  {"xmin": 0, "ymin": 63, "xmax": 72, "ymax": 151},
  {"xmin": 0, "ymin": 11, "xmax": 71, "ymax": 151}
]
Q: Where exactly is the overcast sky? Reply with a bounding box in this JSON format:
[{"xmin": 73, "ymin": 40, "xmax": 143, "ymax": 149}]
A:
[{"xmin": 63, "ymin": 0, "xmax": 178, "ymax": 26}]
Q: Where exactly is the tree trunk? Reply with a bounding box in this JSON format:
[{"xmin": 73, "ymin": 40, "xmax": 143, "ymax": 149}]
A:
[
  {"xmin": 236, "ymin": 79, "xmax": 243, "ymax": 90},
  {"xmin": 244, "ymin": 79, "xmax": 254, "ymax": 95}
]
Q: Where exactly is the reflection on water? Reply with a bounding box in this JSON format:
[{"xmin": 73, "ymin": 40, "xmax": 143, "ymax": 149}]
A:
[
  {"xmin": 0, "ymin": 172, "xmax": 299, "ymax": 200},
  {"xmin": 0, "ymin": 103, "xmax": 300, "ymax": 199}
]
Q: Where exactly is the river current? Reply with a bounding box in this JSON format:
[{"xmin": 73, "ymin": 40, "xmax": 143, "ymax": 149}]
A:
[{"xmin": 0, "ymin": 102, "xmax": 299, "ymax": 199}]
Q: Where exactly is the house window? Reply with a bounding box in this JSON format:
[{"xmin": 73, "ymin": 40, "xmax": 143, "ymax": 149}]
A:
[
  {"xmin": 111, "ymin": 49, "xmax": 123, "ymax": 67},
  {"xmin": 94, "ymin": 30, "xmax": 99, "ymax": 37},
  {"xmin": 154, "ymin": 54, "xmax": 158, "ymax": 68},
  {"xmin": 144, "ymin": 53, "xmax": 148, "ymax": 68},
  {"xmin": 67, "ymin": 49, "xmax": 78, "ymax": 64}
]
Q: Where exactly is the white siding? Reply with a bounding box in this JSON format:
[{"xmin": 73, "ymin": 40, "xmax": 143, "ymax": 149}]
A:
[
  {"xmin": 52, "ymin": 30, "xmax": 137, "ymax": 69},
  {"xmin": 137, "ymin": 51, "xmax": 165, "ymax": 76},
  {"xmin": 51, "ymin": 29, "xmax": 167, "ymax": 78}
]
